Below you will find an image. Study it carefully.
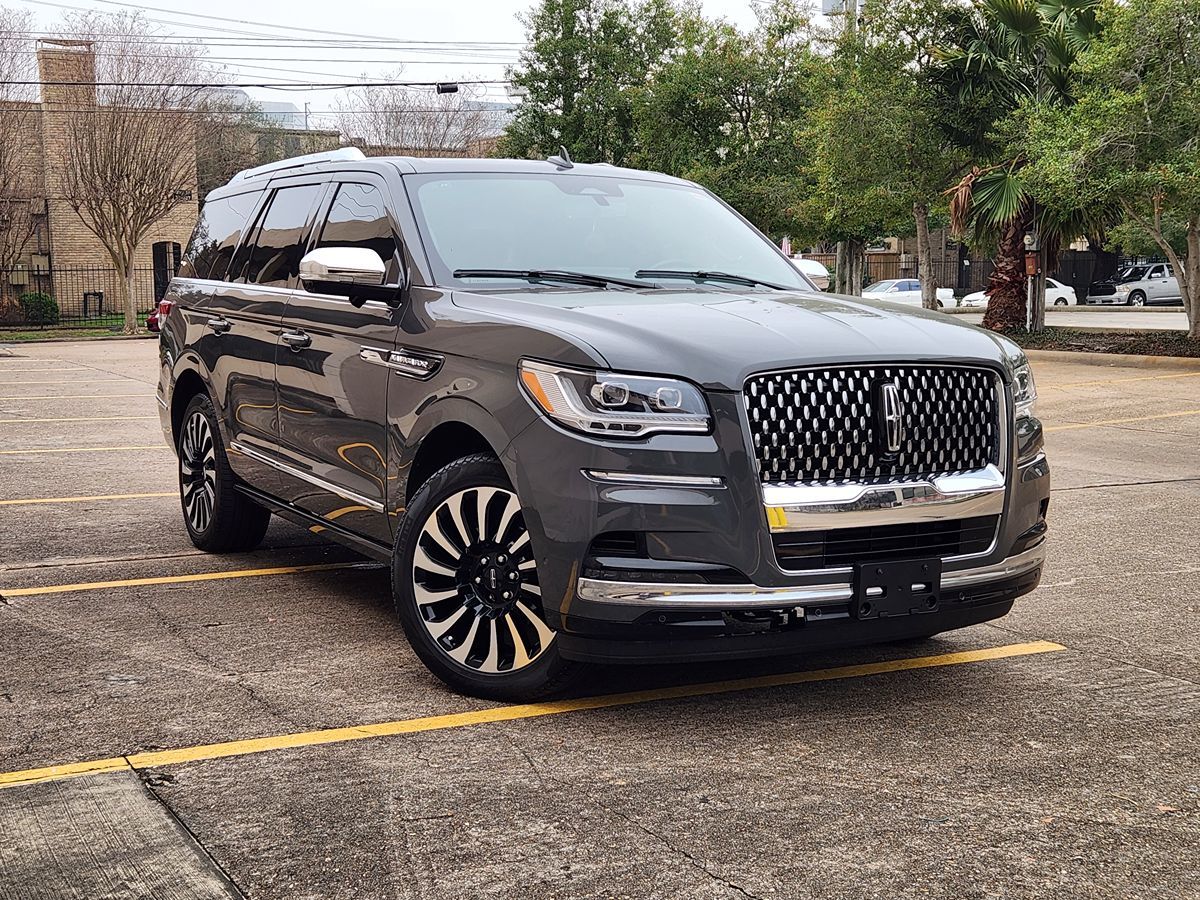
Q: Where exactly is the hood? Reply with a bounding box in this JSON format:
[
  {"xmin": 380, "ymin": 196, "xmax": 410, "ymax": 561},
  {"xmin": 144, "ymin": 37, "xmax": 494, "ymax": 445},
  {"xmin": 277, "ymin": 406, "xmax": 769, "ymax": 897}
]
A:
[{"xmin": 451, "ymin": 287, "xmax": 1012, "ymax": 391}]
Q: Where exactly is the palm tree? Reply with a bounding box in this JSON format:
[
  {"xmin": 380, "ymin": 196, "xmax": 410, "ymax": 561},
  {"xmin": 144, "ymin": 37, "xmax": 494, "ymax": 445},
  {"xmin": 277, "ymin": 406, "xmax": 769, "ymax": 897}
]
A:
[{"xmin": 935, "ymin": 0, "xmax": 1103, "ymax": 332}]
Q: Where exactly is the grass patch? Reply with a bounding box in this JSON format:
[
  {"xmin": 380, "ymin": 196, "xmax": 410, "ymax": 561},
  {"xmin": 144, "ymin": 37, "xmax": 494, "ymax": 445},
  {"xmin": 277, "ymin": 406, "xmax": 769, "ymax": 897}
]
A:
[
  {"xmin": 1011, "ymin": 327, "xmax": 1200, "ymax": 358},
  {"xmin": 0, "ymin": 327, "xmax": 129, "ymax": 342}
]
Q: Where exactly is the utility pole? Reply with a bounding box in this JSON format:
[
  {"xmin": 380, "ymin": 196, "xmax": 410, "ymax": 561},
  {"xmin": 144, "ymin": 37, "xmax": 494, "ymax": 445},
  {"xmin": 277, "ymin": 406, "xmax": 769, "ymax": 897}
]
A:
[{"xmin": 304, "ymin": 101, "xmax": 310, "ymax": 131}]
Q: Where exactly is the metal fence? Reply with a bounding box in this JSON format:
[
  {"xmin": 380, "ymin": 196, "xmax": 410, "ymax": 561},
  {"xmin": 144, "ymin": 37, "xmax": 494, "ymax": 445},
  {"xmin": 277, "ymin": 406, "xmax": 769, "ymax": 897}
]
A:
[
  {"xmin": 803, "ymin": 252, "xmax": 994, "ymax": 295},
  {"xmin": 0, "ymin": 266, "xmax": 161, "ymax": 329}
]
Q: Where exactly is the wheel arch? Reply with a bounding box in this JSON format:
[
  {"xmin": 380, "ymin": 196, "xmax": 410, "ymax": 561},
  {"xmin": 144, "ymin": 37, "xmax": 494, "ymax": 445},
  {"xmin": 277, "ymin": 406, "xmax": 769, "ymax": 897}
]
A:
[
  {"xmin": 400, "ymin": 398, "xmax": 526, "ymax": 507},
  {"xmin": 170, "ymin": 366, "xmax": 210, "ymax": 450}
]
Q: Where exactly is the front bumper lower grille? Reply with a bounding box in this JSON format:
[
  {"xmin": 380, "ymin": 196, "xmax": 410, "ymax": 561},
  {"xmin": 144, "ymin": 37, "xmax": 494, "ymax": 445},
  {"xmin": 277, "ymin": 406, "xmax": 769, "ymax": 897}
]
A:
[
  {"xmin": 744, "ymin": 365, "xmax": 1001, "ymax": 484},
  {"xmin": 772, "ymin": 515, "xmax": 1000, "ymax": 571}
]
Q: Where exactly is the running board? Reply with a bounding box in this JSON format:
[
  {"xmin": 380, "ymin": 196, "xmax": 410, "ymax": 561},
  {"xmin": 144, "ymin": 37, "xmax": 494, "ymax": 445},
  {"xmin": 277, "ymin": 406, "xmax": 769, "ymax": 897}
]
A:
[{"xmin": 234, "ymin": 484, "xmax": 392, "ymax": 562}]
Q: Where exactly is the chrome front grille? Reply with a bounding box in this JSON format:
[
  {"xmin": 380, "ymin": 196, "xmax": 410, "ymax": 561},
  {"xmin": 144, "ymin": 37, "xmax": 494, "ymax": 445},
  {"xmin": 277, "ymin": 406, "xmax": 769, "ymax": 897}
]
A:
[{"xmin": 744, "ymin": 365, "xmax": 1001, "ymax": 484}]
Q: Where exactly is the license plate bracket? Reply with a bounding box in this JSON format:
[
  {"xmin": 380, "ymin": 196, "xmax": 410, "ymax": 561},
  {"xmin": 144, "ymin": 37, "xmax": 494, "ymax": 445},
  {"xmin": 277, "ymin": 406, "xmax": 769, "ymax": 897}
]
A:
[{"xmin": 852, "ymin": 558, "xmax": 942, "ymax": 619}]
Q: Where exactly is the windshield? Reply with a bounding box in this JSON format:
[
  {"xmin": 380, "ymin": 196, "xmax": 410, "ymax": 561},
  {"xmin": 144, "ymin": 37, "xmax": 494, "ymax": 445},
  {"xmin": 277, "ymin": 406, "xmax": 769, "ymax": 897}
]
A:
[
  {"xmin": 407, "ymin": 173, "xmax": 809, "ymax": 291},
  {"xmin": 1117, "ymin": 266, "xmax": 1147, "ymax": 282},
  {"xmin": 864, "ymin": 281, "xmax": 895, "ymax": 293}
]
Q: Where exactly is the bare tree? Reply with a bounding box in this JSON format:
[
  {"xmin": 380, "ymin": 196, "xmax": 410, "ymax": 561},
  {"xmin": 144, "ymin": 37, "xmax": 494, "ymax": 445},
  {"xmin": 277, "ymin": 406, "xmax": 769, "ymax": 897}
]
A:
[
  {"xmin": 55, "ymin": 12, "xmax": 208, "ymax": 333},
  {"xmin": 0, "ymin": 9, "xmax": 42, "ymax": 307},
  {"xmin": 336, "ymin": 75, "xmax": 504, "ymax": 157}
]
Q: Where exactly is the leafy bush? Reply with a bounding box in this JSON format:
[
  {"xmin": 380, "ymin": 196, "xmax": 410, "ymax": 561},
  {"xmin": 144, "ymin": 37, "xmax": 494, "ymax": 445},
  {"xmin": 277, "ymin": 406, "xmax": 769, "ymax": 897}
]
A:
[{"xmin": 18, "ymin": 291, "xmax": 59, "ymax": 326}]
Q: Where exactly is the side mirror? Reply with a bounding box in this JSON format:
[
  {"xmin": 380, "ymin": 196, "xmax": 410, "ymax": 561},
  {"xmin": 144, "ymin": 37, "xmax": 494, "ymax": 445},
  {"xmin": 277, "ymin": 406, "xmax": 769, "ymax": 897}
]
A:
[
  {"xmin": 299, "ymin": 246, "xmax": 405, "ymax": 308},
  {"xmin": 299, "ymin": 246, "xmax": 386, "ymax": 288}
]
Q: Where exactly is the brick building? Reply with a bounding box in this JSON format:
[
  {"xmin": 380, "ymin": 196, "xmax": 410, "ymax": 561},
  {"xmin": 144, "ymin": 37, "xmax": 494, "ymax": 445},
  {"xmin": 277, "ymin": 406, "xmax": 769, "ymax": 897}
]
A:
[{"xmin": 0, "ymin": 41, "xmax": 198, "ymax": 319}]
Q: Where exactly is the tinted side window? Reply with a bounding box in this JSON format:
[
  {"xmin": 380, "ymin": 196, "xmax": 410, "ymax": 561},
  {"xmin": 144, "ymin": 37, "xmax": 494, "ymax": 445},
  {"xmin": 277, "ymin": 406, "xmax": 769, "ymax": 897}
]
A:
[
  {"xmin": 179, "ymin": 192, "xmax": 260, "ymax": 280},
  {"xmin": 316, "ymin": 183, "xmax": 398, "ymax": 273},
  {"xmin": 1148, "ymin": 265, "xmax": 1165, "ymax": 278},
  {"xmin": 244, "ymin": 184, "xmax": 323, "ymax": 288}
]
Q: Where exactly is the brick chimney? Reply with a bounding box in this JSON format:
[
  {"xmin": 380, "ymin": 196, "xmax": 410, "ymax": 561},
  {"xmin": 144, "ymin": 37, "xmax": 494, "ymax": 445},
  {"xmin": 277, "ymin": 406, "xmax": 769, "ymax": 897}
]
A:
[{"xmin": 36, "ymin": 40, "xmax": 96, "ymax": 108}]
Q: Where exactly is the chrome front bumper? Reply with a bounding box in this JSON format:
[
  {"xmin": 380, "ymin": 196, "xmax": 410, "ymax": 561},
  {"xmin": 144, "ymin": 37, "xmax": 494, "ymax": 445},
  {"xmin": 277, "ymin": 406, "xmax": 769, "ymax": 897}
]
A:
[{"xmin": 576, "ymin": 541, "xmax": 1046, "ymax": 609}]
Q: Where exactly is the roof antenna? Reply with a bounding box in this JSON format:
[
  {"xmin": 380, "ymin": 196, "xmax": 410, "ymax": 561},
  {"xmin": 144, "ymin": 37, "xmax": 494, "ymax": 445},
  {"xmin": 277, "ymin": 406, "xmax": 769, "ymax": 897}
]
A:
[{"xmin": 547, "ymin": 145, "xmax": 574, "ymax": 170}]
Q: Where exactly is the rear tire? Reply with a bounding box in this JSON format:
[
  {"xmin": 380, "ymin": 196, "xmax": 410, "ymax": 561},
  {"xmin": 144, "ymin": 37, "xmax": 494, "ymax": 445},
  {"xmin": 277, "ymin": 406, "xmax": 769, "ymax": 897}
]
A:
[
  {"xmin": 392, "ymin": 454, "xmax": 583, "ymax": 702},
  {"xmin": 178, "ymin": 393, "xmax": 271, "ymax": 552}
]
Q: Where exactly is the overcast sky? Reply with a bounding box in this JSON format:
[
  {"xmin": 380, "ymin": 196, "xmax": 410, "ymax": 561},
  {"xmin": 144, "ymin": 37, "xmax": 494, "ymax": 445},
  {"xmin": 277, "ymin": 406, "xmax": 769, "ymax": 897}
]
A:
[{"xmin": 17, "ymin": 0, "xmax": 768, "ymax": 120}]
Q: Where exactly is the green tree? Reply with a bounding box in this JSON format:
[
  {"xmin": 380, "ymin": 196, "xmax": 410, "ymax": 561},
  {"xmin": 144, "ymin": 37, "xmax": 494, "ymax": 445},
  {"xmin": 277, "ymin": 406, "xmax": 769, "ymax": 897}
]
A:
[
  {"xmin": 497, "ymin": 0, "xmax": 682, "ymax": 165},
  {"xmin": 936, "ymin": 0, "xmax": 1103, "ymax": 332},
  {"xmin": 801, "ymin": 0, "xmax": 964, "ymax": 300},
  {"xmin": 633, "ymin": 1, "xmax": 818, "ymax": 238},
  {"xmin": 1022, "ymin": 0, "xmax": 1200, "ymax": 339}
]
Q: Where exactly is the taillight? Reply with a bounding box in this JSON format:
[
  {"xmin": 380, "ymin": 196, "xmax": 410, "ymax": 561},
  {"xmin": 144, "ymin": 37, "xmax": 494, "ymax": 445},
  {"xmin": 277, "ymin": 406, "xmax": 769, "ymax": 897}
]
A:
[{"xmin": 158, "ymin": 298, "xmax": 175, "ymax": 321}]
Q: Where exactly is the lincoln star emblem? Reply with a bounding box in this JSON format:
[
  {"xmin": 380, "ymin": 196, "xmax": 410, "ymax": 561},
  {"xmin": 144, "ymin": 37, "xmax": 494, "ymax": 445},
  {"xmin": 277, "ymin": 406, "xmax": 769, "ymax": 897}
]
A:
[{"xmin": 878, "ymin": 382, "xmax": 904, "ymax": 454}]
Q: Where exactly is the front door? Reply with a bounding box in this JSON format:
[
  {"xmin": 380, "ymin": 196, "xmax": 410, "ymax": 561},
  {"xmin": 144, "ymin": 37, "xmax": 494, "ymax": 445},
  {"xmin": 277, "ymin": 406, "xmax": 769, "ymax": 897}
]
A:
[
  {"xmin": 273, "ymin": 178, "xmax": 402, "ymax": 546},
  {"xmin": 201, "ymin": 182, "xmax": 325, "ymax": 494}
]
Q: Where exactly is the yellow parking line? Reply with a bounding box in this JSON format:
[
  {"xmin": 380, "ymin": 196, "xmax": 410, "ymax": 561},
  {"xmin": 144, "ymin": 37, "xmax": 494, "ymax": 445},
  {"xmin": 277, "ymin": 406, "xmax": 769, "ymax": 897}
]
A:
[
  {"xmin": 0, "ymin": 394, "xmax": 152, "ymax": 401},
  {"xmin": 1045, "ymin": 409, "xmax": 1200, "ymax": 433},
  {"xmin": 0, "ymin": 641, "xmax": 1064, "ymax": 790},
  {"xmin": 0, "ymin": 491, "xmax": 175, "ymax": 506},
  {"xmin": 0, "ymin": 561, "xmax": 374, "ymax": 597},
  {"xmin": 1055, "ymin": 371, "xmax": 1200, "ymax": 390},
  {"xmin": 0, "ymin": 445, "xmax": 167, "ymax": 455},
  {"xmin": 0, "ymin": 416, "xmax": 159, "ymax": 424}
]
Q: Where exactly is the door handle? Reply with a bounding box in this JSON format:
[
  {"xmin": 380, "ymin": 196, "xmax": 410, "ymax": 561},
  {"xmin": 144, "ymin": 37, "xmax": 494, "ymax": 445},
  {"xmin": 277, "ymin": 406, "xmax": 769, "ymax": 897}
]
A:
[
  {"xmin": 206, "ymin": 316, "xmax": 232, "ymax": 334},
  {"xmin": 282, "ymin": 330, "xmax": 312, "ymax": 351}
]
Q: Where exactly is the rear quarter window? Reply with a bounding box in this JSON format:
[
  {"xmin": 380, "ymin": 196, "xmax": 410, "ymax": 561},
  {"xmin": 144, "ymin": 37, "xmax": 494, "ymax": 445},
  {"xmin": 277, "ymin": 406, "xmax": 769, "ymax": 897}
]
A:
[{"xmin": 179, "ymin": 191, "xmax": 262, "ymax": 281}]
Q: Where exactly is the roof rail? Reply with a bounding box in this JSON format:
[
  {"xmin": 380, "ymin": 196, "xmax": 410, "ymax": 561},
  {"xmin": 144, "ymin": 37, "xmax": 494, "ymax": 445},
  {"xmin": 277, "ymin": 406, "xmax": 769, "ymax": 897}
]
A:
[{"xmin": 230, "ymin": 147, "xmax": 366, "ymax": 184}]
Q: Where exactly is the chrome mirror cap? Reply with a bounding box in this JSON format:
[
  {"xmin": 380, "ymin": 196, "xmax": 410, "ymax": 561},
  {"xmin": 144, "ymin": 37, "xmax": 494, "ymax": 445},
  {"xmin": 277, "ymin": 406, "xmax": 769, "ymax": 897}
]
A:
[{"xmin": 299, "ymin": 247, "xmax": 386, "ymax": 287}]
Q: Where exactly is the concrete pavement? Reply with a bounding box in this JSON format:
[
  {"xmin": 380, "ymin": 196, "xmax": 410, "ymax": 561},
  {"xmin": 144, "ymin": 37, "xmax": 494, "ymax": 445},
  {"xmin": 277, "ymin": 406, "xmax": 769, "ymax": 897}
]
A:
[{"xmin": 0, "ymin": 338, "xmax": 1197, "ymax": 899}]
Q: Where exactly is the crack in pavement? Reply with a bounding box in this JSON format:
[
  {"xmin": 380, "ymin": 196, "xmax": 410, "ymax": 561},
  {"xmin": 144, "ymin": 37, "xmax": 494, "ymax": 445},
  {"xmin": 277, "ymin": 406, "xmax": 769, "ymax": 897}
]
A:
[
  {"xmin": 1052, "ymin": 475, "xmax": 1200, "ymax": 492},
  {"xmin": 982, "ymin": 621, "xmax": 1200, "ymax": 689},
  {"xmin": 137, "ymin": 768, "xmax": 248, "ymax": 898},
  {"xmin": 507, "ymin": 734, "xmax": 765, "ymax": 900}
]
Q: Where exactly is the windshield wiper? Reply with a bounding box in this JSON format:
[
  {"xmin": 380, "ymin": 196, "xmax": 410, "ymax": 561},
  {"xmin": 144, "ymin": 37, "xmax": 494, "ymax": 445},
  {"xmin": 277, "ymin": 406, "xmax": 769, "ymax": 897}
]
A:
[
  {"xmin": 635, "ymin": 269, "xmax": 789, "ymax": 290},
  {"xmin": 453, "ymin": 268, "xmax": 657, "ymax": 290}
]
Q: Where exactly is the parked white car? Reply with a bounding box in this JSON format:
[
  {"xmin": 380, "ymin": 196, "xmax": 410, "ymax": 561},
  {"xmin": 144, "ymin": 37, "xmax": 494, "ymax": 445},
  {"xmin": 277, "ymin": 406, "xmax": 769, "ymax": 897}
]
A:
[
  {"xmin": 862, "ymin": 279, "xmax": 954, "ymax": 307},
  {"xmin": 789, "ymin": 257, "xmax": 830, "ymax": 290},
  {"xmin": 960, "ymin": 277, "xmax": 1078, "ymax": 308}
]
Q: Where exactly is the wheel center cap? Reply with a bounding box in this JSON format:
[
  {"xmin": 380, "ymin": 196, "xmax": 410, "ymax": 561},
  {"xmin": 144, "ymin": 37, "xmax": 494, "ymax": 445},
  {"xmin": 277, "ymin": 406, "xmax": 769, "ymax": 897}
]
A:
[{"xmin": 485, "ymin": 567, "xmax": 500, "ymax": 592}]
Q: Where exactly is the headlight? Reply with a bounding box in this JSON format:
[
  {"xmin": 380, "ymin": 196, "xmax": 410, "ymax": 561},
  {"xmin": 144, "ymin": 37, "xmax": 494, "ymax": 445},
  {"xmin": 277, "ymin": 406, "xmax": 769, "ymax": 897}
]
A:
[
  {"xmin": 1012, "ymin": 357, "xmax": 1037, "ymax": 419},
  {"xmin": 1115, "ymin": 284, "xmax": 1131, "ymax": 293},
  {"xmin": 519, "ymin": 360, "xmax": 710, "ymax": 438}
]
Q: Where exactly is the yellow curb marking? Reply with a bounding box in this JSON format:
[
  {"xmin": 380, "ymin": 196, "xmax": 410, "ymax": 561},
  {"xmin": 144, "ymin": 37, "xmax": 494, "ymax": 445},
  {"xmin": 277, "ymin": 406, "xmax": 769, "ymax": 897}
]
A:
[
  {"xmin": 0, "ymin": 641, "xmax": 1065, "ymax": 790},
  {"xmin": 0, "ymin": 562, "xmax": 375, "ymax": 597},
  {"xmin": 1045, "ymin": 409, "xmax": 1200, "ymax": 433},
  {"xmin": 0, "ymin": 492, "xmax": 176, "ymax": 506},
  {"xmin": 0, "ymin": 445, "xmax": 167, "ymax": 455}
]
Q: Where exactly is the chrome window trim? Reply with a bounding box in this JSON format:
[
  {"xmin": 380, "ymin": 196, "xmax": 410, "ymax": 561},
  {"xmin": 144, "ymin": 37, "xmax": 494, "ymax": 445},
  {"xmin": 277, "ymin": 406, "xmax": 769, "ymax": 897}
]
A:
[
  {"xmin": 576, "ymin": 542, "xmax": 1045, "ymax": 609},
  {"xmin": 229, "ymin": 440, "xmax": 385, "ymax": 513}
]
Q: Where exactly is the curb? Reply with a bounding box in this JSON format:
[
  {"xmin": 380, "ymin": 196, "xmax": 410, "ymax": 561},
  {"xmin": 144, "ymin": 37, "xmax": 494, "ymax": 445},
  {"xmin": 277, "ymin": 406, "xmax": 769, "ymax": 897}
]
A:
[
  {"xmin": 1024, "ymin": 348, "xmax": 1200, "ymax": 369},
  {"xmin": 0, "ymin": 333, "xmax": 157, "ymax": 347}
]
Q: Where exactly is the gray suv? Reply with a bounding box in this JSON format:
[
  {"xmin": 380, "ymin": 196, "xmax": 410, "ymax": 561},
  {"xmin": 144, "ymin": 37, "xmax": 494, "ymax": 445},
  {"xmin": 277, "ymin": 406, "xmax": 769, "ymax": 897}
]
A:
[{"xmin": 157, "ymin": 148, "xmax": 1050, "ymax": 700}]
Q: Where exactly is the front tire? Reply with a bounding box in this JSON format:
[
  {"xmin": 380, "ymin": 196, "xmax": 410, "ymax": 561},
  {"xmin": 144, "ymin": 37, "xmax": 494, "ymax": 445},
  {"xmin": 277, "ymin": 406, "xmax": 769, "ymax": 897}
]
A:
[
  {"xmin": 178, "ymin": 394, "xmax": 271, "ymax": 552},
  {"xmin": 1130, "ymin": 291, "xmax": 1146, "ymax": 306},
  {"xmin": 392, "ymin": 454, "xmax": 582, "ymax": 701}
]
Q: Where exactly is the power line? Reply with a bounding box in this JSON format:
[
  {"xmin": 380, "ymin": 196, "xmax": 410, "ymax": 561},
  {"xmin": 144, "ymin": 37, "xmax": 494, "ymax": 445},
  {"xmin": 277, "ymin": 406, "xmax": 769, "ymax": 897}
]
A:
[
  {"xmin": 4, "ymin": 78, "xmax": 512, "ymax": 88},
  {"xmin": 13, "ymin": 0, "xmax": 524, "ymax": 45},
  {"xmin": 73, "ymin": 0, "xmax": 525, "ymax": 45}
]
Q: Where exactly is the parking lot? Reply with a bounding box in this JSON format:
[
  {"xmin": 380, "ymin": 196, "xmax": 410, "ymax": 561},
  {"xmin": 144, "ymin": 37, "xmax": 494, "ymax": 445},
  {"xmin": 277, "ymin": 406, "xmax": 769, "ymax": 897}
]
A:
[{"xmin": 0, "ymin": 338, "xmax": 1197, "ymax": 899}]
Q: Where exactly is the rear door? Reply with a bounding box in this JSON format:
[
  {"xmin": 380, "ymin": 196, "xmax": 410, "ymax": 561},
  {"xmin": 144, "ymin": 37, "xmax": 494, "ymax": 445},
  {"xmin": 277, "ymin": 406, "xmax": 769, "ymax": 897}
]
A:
[
  {"xmin": 272, "ymin": 176, "xmax": 402, "ymax": 546},
  {"xmin": 1145, "ymin": 264, "xmax": 1169, "ymax": 303},
  {"xmin": 206, "ymin": 179, "xmax": 326, "ymax": 490}
]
